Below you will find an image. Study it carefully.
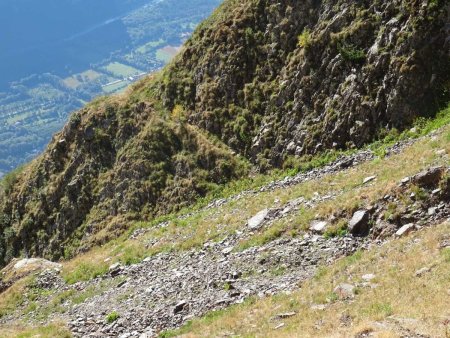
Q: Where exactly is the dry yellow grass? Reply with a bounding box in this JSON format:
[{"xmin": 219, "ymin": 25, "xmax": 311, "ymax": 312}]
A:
[
  {"xmin": 0, "ymin": 277, "xmax": 30, "ymax": 318},
  {"xmin": 2, "ymin": 123, "xmax": 449, "ymax": 323},
  {"xmin": 171, "ymin": 221, "xmax": 450, "ymax": 338},
  {"xmin": 59, "ymin": 124, "xmax": 449, "ymax": 283},
  {"xmin": 0, "ymin": 322, "xmax": 72, "ymax": 338}
]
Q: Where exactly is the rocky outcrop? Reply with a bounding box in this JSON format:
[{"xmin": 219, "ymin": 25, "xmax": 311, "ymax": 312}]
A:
[
  {"xmin": 161, "ymin": 0, "xmax": 449, "ymax": 166},
  {"xmin": 0, "ymin": 102, "xmax": 246, "ymax": 264}
]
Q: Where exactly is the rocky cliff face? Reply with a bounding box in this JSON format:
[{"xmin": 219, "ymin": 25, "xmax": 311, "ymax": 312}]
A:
[
  {"xmin": 161, "ymin": 0, "xmax": 449, "ymax": 166},
  {"xmin": 0, "ymin": 0, "xmax": 448, "ymax": 265}
]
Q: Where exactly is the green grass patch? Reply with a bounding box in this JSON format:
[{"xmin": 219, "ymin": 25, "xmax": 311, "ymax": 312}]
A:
[
  {"xmin": 363, "ymin": 302, "xmax": 394, "ymax": 318},
  {"xmin": 62, "ymin": 262, "xmax": 108, "ymax": 284},
  {"xmin": 106, "ymin": 311, "xmax": 120, "ymax": 323},
  {"xmin": 104, "ymin": 62, "xmax": 141, "ymax": 78},
  {"xmin": 136, "ymin": 39, "xmax": 165, "ymax": 54},
  {"xmin": 102, "ymin": 81, "xmax": 129, "ymax": 94},
  {"xmin": 1, "ymin": 323, "xmax": 72, "ymax": 338},
  {"xmin": 441, "ymin": 247, "xmax": 450, "ymax": 263}
]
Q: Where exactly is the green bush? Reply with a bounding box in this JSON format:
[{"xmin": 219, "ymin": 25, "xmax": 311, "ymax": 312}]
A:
[
  {"xmin": 298, "ymin": 28, "xmax": 312, "ymax": 48},
  {"xmin": 106, "ymin": 311, "xmax": 120, "ymax": 323},
  {"xmin": 338, "ymin": 42, "xmax": 365, "ymax": 61}
]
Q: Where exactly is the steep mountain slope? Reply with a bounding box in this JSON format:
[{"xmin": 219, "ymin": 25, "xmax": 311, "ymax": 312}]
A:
[
  {"xmin": 160, "ymin": 0, "xmax": 449, "ymax": 164},
  {"xmin": 0, "ymin": 95, "xmax": 246, "ymax": 262},
  {"xmin": 0, "ymin": 113, "xmax": 449, "ymax": 337},
  {"xmin": 165, "ymin": 221, "xmax": 450, "ymax": 338},
  {"xmin": 0, "ymin": 0, "xmax": 449, "ymax": 267}
]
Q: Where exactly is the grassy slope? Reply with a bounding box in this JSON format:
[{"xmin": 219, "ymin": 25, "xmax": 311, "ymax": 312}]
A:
[
  {"xmin": 59, "ymin": 105, "xmax": 450, "ymax": 283},
  {"xmin": 0, "ymin": 106, "xmax": 448, "ymax": 338},
  {"xmin": 0, "ymin": 323, "xmax": 71, "ymax": 338},
  {"xmin": 165, "ymin": 221, "xmax": 450, "ymax": 338}
]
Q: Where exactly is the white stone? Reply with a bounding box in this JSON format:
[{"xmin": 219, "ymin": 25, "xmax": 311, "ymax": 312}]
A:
[
  {"xmin": 432, "ymin": 188, "xmax": 441, "ymax": 195},
  {"xmin": 221, "ymin": 247, "xmax": 233, "ymax": 255},
  {"xmin": 309, "ymin": 220, "xmax": 328, "ymax": 234},
  {"xmin": 363, "ymin": 176, "xmax": 377, "ymax": 184},
  {"xmin": 428, "ymin": 207, "xmax": 437, "ymax": 215},
  {"xmin": 415, "ymin": 267, "xmax": 430, "ymax": 277},
  {"xmin": 362, "ymin": 273, "xmax": 376, "ymax": 281},
  {"xmin": 13, "ymin": 258, "xmax": 61, "ymax": 271},
  {"xmin": 395, "ymin": 223, "xmax": 415, "ymax": 237},
  {"xmin": 247, "ymin": 209, "xmax": 269, "ymax": 229},
  {"xmin": 311, "ymin": 304, "xmax": 327, "ymax": 310},
  {"xmin": 109, "ymin": 262, "xmax": 122, "ymax": 272}
]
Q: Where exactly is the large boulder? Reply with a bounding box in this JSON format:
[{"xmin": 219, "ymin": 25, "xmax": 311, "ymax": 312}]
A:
[
  {"xmin": 247, "ymin": 209, "xmax": 270, "ymax": 230},
  {"xmin": 348, "ymin": 210, "xmax": 370, "ymax": 236},
  {"xmin": 412, "ymin": 166, "xmax": 445, "ymax": 188}
]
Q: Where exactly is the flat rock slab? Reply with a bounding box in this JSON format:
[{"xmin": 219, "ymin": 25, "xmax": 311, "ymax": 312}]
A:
[
  {"xmin": 395, "ymin": 223, "xmax": 415, "ymax": 237},
  {"xmin": 248, "ymin": 209, "xmax": 269, "ymax": 229}
]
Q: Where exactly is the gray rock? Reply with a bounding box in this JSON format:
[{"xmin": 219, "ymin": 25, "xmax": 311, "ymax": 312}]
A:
[
  {"xmin": 13, "ymin": 258, "xmax": 62, "ymax": 271},
  {"xmin": 415, "ymin": 267, "xmax": 430, "ymax": 277},
  {"xmin": 432, "ymin": 188, "xmax": 441, "ymax": 195},
  {"xmin": 222, "ymin": 247, "xmax": 234, "ymax": 255},
  {"xmin": 348, "ymin": 210, "xmax": 370, "ymax": 236},
  {"xmin": 310, "ymin": 221, "xmax": 328, "ymax": 234},
  {"xmin": 109, "ymin": 263, "xmax": 122, "ymax": 276},
  {"xmin": 248, "ymin": 209, "xmax": 269, "ymax": 229},
  {"xmin": 401, "ymin": 177, "xmax": 410, "ymax": 184},
  {"xmin": 275, "ymin": 312, "xmax": 296, "ymax": 319},
  {"xmin": 173, "ymin": 300, "xmax": 187, "ymax": 314},
  {"xmin": 395, "ymin": 223, "xmax": 415, "ymax": 237},
  {"xmin": 428, "ymin": 207, "xmax": 437, "ymax": 215},
  {"xmin": 412, "ymin": 166, "xmax": 444, "ymax": 188}
]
